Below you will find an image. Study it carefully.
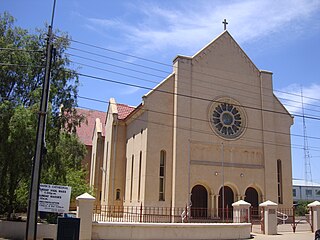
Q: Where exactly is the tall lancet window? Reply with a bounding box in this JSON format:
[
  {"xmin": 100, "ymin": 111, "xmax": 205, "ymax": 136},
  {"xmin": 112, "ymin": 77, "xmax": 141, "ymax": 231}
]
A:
[
  {"xmin": 159, "ymin": 150, "xmax": 166, "ymax": 201},
  {"xmin": 138, "ymin": 151, "xmax": 142, "ymax": 201},
  {"xmin": 130, "ymin": 154, "xmax": 134, "ymax": 201},
  {"xmin": 277, "ymin": 159, "xmax": 283, "ymax": 204}
]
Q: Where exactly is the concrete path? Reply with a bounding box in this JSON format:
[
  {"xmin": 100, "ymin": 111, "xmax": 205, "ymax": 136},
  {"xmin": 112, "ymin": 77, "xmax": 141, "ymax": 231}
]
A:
[
  {"xmin": 251, "ymin": 232, "xmax": 314, "ymax": 239},
  {"xmin": 251, "ymin": 222, "xmax": 314, "ymax": 239}
]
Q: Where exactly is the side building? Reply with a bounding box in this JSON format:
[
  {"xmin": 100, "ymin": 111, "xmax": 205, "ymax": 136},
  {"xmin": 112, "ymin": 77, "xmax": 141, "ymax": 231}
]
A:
[
  {"xmin": 293, "ymin": 179, "xmax": 320, "ymax": 203},
  {"xmin": 75, "ymin": 108, "xmax": 106, "ymax": 204}
]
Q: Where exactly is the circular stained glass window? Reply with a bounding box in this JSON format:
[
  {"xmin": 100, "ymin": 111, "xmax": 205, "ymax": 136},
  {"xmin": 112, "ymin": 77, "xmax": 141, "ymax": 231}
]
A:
[{"xmin": 209, "ymin": 97, "xmax": 246, "ymax": 139}]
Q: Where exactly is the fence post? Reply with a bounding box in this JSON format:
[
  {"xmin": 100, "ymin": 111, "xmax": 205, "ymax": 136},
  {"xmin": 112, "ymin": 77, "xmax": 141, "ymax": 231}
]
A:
[
  {"xmin": 259, "ymin": 200, "xmax": 278, "ymax": 235},
  {"xmin": 76, "ymin": 193, "xmax": 96, "ymax": 240},
  {"xmin": 232, "ymin": 200, "xmax": 251, "ymax": 223},
  {"xmin": 140, "ymin": 202, "xmax": 143, "ymax": 223},
  {"xmin": 292, "ymin": 206, "xmax": 296, "ymax": 233},
  {"xmin": 308, "ymin": 201, "xmax": 320, "ymax": 233}
]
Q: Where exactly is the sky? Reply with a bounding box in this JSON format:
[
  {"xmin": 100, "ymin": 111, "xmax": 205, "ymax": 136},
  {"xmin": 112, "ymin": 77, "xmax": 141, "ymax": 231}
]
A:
[{"xmin": 1, "ymin": 0, "xmax": 320, "ymax": 183}]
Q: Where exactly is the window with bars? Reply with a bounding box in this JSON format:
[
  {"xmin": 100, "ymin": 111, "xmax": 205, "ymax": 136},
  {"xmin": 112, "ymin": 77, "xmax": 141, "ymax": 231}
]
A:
[
  {"xmin": 138, "ymin": 151, "xmax": 142, "ymax": 201},
  {"xmin": 277, "ymin": 159, "xmax": 283, "ymax": 204},
  {"xmin": 130, "ymin": 154, "xmax": 134, "ymax": 201},
  {"xmin": 159, "ymin": 150, "xmax": 166, "ymax": 201}
]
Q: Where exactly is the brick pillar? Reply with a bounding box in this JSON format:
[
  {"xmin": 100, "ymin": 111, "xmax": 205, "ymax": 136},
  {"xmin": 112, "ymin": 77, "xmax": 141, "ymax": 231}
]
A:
[{"xmin": 76, "ymin": 193, "xmax": 96, "ymax": 240}]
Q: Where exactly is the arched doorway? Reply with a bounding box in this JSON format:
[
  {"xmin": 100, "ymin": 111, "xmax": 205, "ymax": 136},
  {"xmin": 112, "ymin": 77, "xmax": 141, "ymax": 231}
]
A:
[
  {"xmin": 244, "ymin": 187, "xmax": 259, "ymax": 207},
  {"xmin": 244, "ymin": 187, "xmax": 259, "ymax": 218},
  {"xmin": 218, "ymin": 186, "xmax": 234, "ymax": 220},
  {"xmin": 191, "ymin": 185, "xmax": 208, "ymax": 218}
]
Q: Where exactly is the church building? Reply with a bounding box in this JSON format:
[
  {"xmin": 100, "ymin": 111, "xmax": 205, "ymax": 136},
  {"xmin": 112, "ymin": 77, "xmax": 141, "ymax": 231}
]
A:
[{"xmin": 89, "ymin": 30, "xmax": 294, "ymax": 219}]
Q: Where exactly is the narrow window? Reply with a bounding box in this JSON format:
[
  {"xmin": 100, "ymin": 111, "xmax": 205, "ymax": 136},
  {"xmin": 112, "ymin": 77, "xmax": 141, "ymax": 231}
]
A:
[
  {"xmin": 277, "ymin": 159, "xmax": 283, "ymax": 204},
  {"xmin": 159, "ymin": 150, "xmax": 166, "ymax": 201},
  {"xmin": 116, "ymin": 189, "xmax": 121, "ymax": 200},
  {"xmin": 292, "ymin": 189, "xmax": 296, "ymax": 197},
  {"xmin": 306, "ymin": 189, "xmax": 312, "ymax": 197},
  {"xmin": 103, "ymin": 142, "xmax": 109, "ymax": 202},
  {"xmin": 138, "ymin": 151, "xmax": 142, "ymax": 201},
  {"xmin": 130, "ymin": 154, "xmax": 134, "ymax": 201}
]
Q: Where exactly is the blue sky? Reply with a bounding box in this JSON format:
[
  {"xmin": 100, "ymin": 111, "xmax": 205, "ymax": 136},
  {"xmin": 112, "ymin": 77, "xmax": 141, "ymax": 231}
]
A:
[{"xmin": 2, "ymin": 0, "xmax": 320, "ymax": 182}]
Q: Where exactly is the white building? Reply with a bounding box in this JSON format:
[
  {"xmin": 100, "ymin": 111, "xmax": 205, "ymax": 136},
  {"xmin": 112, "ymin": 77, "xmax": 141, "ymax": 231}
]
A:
[{"xmin": 292, "ymin": 179, "xmax": 320, "ymax": 203}]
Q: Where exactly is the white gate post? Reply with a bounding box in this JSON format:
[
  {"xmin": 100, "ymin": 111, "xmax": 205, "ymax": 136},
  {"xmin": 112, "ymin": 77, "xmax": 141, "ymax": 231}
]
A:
[
  {"xmin": 76, "ymin": 193, "xmax": 96, "ymax": 240},
  {"xmin": 259, "ymin": 200, "xmax": 278, "ymax": 235},
  {"xmin": 232, "ymin": 200, "xmax": 251, "ymax": 223},
  {"xmin": 308, "ymin": 200, "xmax": 320, "ymax": 232}
]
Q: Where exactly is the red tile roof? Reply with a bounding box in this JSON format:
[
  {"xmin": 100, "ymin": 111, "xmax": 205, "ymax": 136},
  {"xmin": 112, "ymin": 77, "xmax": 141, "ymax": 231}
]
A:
[
  {"xmin": 76, "ymin": 108, "xmax": 106, "ymax": 146},
  {"xmin": 116, "ymin": 103, "xmax": 135, "ymax": 120},
  {"xmin": 75, "ymin": 104, "xmax": 135, "ymax": 146}
]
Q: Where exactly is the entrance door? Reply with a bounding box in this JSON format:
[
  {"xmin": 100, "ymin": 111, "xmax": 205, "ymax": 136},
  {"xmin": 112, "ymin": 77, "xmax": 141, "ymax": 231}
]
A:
[
  {"xmin": 218, "ymin": 186, "xmax": 234, "ymax": 220},
  {"xmin": 191, "ymin": 185, "xmax": 208, "ymax": 218},
  {"xmin": 244, "ymin": 187, "xmax": 259, "ymax": 207},
  {"xmin": 245, "ymin": 187, "xmax": 259, "ymax": 218}
]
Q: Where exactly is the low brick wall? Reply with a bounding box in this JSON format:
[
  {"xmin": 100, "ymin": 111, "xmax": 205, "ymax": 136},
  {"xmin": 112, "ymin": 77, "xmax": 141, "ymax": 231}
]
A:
[
  {"xmin": 92, "ymin": 222, "xmax": 251, "ymax": 240},
  {"xmin": 0, "ymin": 220, "xmax": 56, "ymax": 240}
]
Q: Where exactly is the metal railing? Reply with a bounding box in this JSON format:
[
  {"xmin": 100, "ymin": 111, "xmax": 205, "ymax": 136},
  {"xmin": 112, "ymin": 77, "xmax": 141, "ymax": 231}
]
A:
[{"xmin": 93, "ymin": 205, "xmax": 237, "ymax": 223}]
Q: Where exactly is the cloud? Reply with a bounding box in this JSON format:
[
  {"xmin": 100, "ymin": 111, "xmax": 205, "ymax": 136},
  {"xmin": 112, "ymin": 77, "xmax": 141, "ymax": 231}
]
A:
[
  {"xmin": 83, "ymin": 0, "xmax": 320, "ymax": 56},
  {"xmin": 120, "ymin": 86, "xmax": 141, "ymax": 96},
  {"xmin": 275, "ymin": 84, "xmax": 320, "ymax": 115}
]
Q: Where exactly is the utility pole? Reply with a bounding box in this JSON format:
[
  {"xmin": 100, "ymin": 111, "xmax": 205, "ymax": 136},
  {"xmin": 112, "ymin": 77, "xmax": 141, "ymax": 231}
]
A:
[{"xmin": 25, "ymin": 1, "xmax": 56, "ymax": 239}]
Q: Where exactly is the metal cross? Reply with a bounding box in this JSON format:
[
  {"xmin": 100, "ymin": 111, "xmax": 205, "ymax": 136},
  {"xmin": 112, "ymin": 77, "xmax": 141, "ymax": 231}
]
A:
[{"xmin": 222, "ymin": 19, "xmax": 228, "ymax": 30}]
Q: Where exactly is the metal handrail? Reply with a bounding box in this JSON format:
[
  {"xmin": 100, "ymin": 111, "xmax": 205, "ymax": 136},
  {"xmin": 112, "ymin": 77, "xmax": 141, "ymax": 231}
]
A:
[{"xmin": 277, "ymin": 211, "xmax": 288, "ymax": 224}]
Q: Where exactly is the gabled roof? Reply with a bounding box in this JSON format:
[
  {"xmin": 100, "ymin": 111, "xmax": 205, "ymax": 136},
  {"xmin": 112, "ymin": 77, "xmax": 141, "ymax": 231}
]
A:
[
  {"xmin": 116, "ymin": 103, "xmax": 135, "ymax": 120},
  {"xmin": 173, "ymin": 30, "xmax": 260, "ymax": 75},
  {"xmin": 76, "ymin": 108, "xmax": 106, "ymax": 146}
]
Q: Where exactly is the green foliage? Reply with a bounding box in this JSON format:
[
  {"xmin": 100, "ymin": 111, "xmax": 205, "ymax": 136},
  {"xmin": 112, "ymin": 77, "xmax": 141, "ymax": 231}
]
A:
[
  {"xmin": 295, "ymin": 200, "xmax": 312, "ymax": 216},
  {"xmin": 0, "ymin": 12, "xmax": 89, "ymax": 217}
]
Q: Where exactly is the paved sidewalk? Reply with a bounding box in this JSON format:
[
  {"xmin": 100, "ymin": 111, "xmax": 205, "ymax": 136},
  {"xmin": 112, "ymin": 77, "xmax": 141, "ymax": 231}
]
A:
[
  {"xmin": 251, "ymin": 222, "xmax": 314, "ymax": 239},
  {"xmin": 252, "ymin": 231, "xmax": 314, "ymax": 239}
]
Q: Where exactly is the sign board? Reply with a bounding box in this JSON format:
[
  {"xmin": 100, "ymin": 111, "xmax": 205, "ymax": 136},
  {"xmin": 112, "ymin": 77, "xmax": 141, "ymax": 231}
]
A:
[
  {"xmin": 269, "ymin": 209, "xmax": 276, "ymax": 214},
  {"xmin": 38, "ymin": 184, "xmax": 71, "ymax": 213}
]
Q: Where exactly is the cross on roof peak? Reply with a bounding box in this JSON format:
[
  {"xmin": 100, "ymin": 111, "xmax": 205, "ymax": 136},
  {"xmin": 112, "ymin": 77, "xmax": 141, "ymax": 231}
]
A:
[{"xmin": 222, "ymin": 19, "xmax": 228, "ymax": 30}]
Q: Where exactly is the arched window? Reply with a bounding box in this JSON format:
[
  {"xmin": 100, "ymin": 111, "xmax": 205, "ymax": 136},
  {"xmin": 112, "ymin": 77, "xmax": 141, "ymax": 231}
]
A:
[
  {"xmin": 116, "ymin": 189, "xmax": 121, "ymax": 200},
  {"xmin": 277, "ymin": 159, "xmax": 283, "ymax": 204},
  {"xmin": 159, "ymin": 150, "xmax": 166, "ymax": 201}
]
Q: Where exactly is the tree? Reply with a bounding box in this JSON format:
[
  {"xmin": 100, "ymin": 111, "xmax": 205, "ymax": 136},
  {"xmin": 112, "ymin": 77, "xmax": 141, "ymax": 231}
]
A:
[{"xmin": 0, "ymin": 12, "xmax": 89, "ymax": 217}]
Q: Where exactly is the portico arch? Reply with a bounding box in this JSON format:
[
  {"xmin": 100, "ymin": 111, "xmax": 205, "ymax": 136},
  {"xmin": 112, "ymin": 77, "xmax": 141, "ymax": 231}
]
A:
[
  {"xmin": 218, "ymin": 186, "xmax": 234, "ymax": 220},
  {"xmin": 191, "ymin": 184, "xmax": 208, "ymax": 218},
  {"xmin": 244, "ymin": 187, "xmax": 259, "ymax": 209}
]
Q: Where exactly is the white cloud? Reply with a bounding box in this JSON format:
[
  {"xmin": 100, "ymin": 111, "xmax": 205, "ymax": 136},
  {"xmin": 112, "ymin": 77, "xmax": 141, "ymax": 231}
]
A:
[
  {"xmin": 275, "ymin": 84, "xmax": 320, "ymax": 115},
  {"xmin": 83, "ymin": 0, "xmax": 320, "ymax": 56},
  {"xmin": 120, "ymin": 86, "xmax": 141, "ymax": 96}
]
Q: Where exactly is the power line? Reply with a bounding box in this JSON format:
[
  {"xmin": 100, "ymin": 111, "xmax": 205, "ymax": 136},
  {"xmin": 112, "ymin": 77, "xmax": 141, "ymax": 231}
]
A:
[
  {"xmin": 75, "ymin": 102, "xmax": 320, "ymax": 152},
  {"xmin": 4, "ymin": 34, "xmax": 319, "ymax": 110},
  {"xmin": 0, "ymin": 62, "xmax": 44, "ymax": 68},
  {"xmin": 55, "ymin": 34, "xmax": 320, "ymax": 104},
  {"xmin": 67, "ymin": 56, "xmax": 320, "ymax": 117},
  {"xmin": 2, "ymin": 58, "xmax": 320, "ymax": 120},
  {"xmin": 71, "ymin": 70, "xmax": 320, "ymax": 122},
  {"xmin": 66, "ymin": 53, "xmax": 164, "ymax": 79},
  {"xmin": 68, "ymin": 46, "xmax": 169, "ymax": 74},
  {"xmin": 77, "ymin": 95, "xmax": 320, "ymax": 143},
  {"xmin": 0, "ymin": 47, "xmax": 44, "ymax": 53}
]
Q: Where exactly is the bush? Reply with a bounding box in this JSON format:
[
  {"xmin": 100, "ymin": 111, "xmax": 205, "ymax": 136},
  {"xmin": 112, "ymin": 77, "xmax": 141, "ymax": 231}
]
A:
[{"xmin": 295, "ymin": 200, "xmax": 312, "ymax": 216}]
